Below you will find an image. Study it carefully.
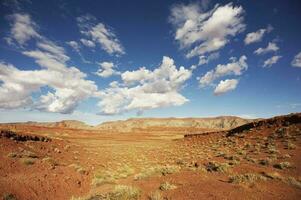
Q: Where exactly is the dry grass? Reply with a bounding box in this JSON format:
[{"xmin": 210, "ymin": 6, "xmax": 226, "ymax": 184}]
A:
[
  {"xmin": 20, "ymin": 158, "xmax": 36, "ymax": 165},
  {"xmin": 229, "ymin": 173, "xmax": 267, "ymax": 184},
  {"xmin": 286, "ymin": 177, "xmax": 301, "ymax": 188},
  {"xmin": 69, "ymin": 163, "xmax": 87, "ymax": 174},
  {"xmin": 134, "ymin": 165, "xmax": 180, "ymax": 180},
  {"xmin": 42, "ymin": 157, "xmax": 58, "ymax": 167},
  {"xmin": 273, "ymin": 162, "xmax": 291, "ymax": 170},
  {"xmin": 2, "ymin": 193, "xmax": 17, "ymax": 200},
  {"xmin": 149, "ymin": 190, "xmax": 163, "ymax": 200},
  {"xmin": 159, "ymin": 182, "xmax": 177, "ymax": 191},
  {"xmin": 106, "ymin": 185, "xmax": 141, "ymax": 200},
  {"xmin": 7, "ymin": 152, "xmax": 17, "ymax": 158},
  {"xmin": 205, "ymin": 162, "xmax": 231, "ymax": 173},
  {"xmin": 92, "ymin": 165, "xmax": 134, "ymax": 186},
  {"xmin": 261, "ymin": 171, "xmax": 282, "ymax": 180}
]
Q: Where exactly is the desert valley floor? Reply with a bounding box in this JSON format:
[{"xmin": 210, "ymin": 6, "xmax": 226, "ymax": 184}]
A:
[{"xmin": 0, "ymin": 114, "xmax": 301, "ymax": 200}]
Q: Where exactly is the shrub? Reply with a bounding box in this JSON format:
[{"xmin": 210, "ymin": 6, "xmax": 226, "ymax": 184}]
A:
[
  {"xmin": 149, "ymin": 190, "xmax": 163, "ymax": 200},
  {"xmin": 273, "ymin": 162, "xmax": 291, "ymax": 170},
  {"xmin": 42, "ymin": 157, "xmax": 58, "ymax": 167},
  {"xmin": 261, "ymin": 171, "xmax": 282, "ymax": 180},
  {"xmin": 106, "ymin": 185, "xmax": 141, "ymax": 200},
  {"xmin": 7, "ymin": 152, "xmax": 17, "ymax": 158},
  {"xmin": 92, "ymin": 165, "xmax": 134, "ymax": 186},
  {"xmin": 22, "ymin": 150, "xmax": 38, "ymax": 158},
  {"xmin": 2, "ymin": 193, "xmax": 17, "ymax": 200},
  {"xmin": 258, "ymin": 159, "xmax": 270, "ymax": 166},
  {"xmin": 205, "ymin": 162, "xmax": 230, "ymax": 173},
  {"xmin": 286, "ymin": 177, "xmax": 301, "ymax": 188},
  {"xmin": 134, "ymin": 165, "xmax": 180, "ymax": 180},
  {"xmin": 20, "ymin": 158, "xmax": 36, "ymax": 165},
  {"xmin": 286, "ymin": 142, "xmax": 296, "ymax": 150},
  {"xmin": 159, "ymin": 182, "xmax": 177, "ymax": 191},
  {"xmin": 229, "ymin": 173, "xmax": 267, "ymax": 184},
  {"xmin": 69, "ymin": 164, "xmax": 87, "ymax": 174}
]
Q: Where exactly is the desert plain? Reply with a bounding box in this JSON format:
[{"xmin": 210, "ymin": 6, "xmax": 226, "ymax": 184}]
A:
[{"xmin": 0, "ymin": 113, "xmax": 300, "ymax": 200}]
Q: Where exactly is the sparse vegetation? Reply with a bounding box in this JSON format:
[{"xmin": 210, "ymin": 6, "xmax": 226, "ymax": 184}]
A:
[
  {"xmin": 205, "ymin": 162, "xmax": 231, "ymax": 173},
  {"xmin": 42, "ymin": 157, "xmax": 58, "ymax": 167},
  {"xmin": 2, "ymin": 193, "xmax": 17, "ymax": 200},
  {"xmin": 149, "ymin": 190, "xmax": 163, "ymax": 200},
  {"xmin": 92, "ymin": 165, "xmax": 134, "ymax": 186},
  {"xmin": 7, "ymin": 152, "xmax": 17, "ymax": 158},
  {"xmin": 69, "ymin": 163, "xmax": 87, "ymax": 174},
  {"xmin": 261, "ymin": 171, "xmax": 282, "ymax": 180},
  {"xmin": 105, "ymin": 185, "xmax": 141, "ymax": 200},
  {"xmin": 229, "ymin": 173, "xmax": 267, "ymax": 184},
  {"xmin": 273, "ymin": 162, "xmax": 291, "ymax": 170},
  {"xmin": 286, "ymin": 177, "xmax": 301, "ymax": 188},
  {"xmin": 258, "ymin": 159, "xmax": 271, "ymax": 166},
  {"xmin": 285, "ymin": 142, "xmax": 296, "ymax": 150},
  {"xmin": 20, "ymin": 158, "xmax": 36, "ymax": 165},
  {"xmin": 159, "ymin": 182, "xmax": 177, "ymax": 191},
  {"xmin": 134, "ymin": 165, "xmax": 180, "ymax": 180},
  {"xmin": 22, "ymin": 150, "xmax": 38, "ymax": 158}
]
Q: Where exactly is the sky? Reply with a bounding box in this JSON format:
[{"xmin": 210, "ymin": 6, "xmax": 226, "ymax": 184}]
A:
[{"xmin": 0, "ymin": 0, "xmax": 300, "ymax": 125}]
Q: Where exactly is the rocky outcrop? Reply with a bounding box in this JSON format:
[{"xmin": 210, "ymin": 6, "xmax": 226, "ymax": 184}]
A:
[{"xmin": 226, "ymin": 113, "xmax": 301, "ymax": 136}]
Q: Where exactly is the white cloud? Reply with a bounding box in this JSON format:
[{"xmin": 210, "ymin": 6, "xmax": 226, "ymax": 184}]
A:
[
  {"xmin": 199, "ymin": 55, "xmax": 247, "ymax": 87},
  {"xmin": 7, "ymin": 13, "xmax": 40, "ymax": 45},
  {"xmin": 169, "ymin": 2, "xmax": 245, "ymax": 61},
  {"xmin": 95, "ymin": 61, "xmax": 120, "ymax": 78},
  {"xmin": 214, "ymin": 79, "xmax": 238, "ymax": 95},
  {"xmin": 97, "ymin": 56, "xmax": 192, "ymax": 115},
  {"xmin": 198, "ymin": 52, "xmax": 219, "ymax": 65},
  {"xmin": 254, "ymin": 42, "xmax": 279, "ymax": 55},
  {"xmin": 291, "ymin": 51, "xmax": 301, "ymax": 68},
  {"xmin": 77, "ymin": 14, "xmax": 124, "ymax": 55},
  {"xmin": 67, "ymin": 41, "xmax": 80, "ymax": 52},
  {"xmin": 244, "ymin": 25, "xmax": 273, "ymax": 45},
  {"xmin": 1, "ymin": 13, "xmax": 99, "ymax": 114},
  {"xmin": 80, "ymin": 38, "xmax": 95, "ymax": 47},
  {"xmin": 121, "ymin": 67, "xmax": 153, "ymax": 85},
  {"xmin": 263, "ymin": 55, "xmax": 281, "ymax": 67}
]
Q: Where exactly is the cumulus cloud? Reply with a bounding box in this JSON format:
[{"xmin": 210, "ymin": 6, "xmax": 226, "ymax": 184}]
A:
[
  {"xmin": 80, "ymin": 38, "xmax": 95, "ymax": 47},
  {"xmin": 1, "ymin": 13, "xmax": 99, "ymax": 114},
  {"xmin": 214, "ymin": 79, "xmax": 238, "ymax": 95},
  {"xmin": 121, "ymin": 67, "xmax": 153, "ymax": 85},
  {"xmin": 169, "ymin": 2, "xmax": 245, "ymax": 64},
  {"xmin": 0, "ymin": 61, "xmax": 98, "ymax": 113},
  {"xmin": 291, "ymin": 51, "xmax": 301, "ymax": 68},
  {"xmin": 77, "ymin": 14, "xmax": 124, "ymax": 55},
  {"xmin": 244, "ymin": 25, "xmax": 273, "ymax": 45},
  {"xmin": 67, "ymin": 41, "xmax": 80, "ymax": 52},
  {"xmin": 7, "ymin": 13, "xmax": 41, "ymax": 45},
  {"xmin": 263, "ymin": 55, "xmax": 281, "ymax": 67},
  {"xmin": 95, "ymin": 61, "xmax": 120, "ymax": 78},
  {"xmin": 198, "ymin": 55, "xmax": 247, "ymax": 87},
  {"xmin": 254, "ymin": 42, "xmax": 279, "ymax": 55},
  {"xmin": 198, "ymin": 52, "xmax": 220, "ymax": 65},
  {"xmin": 98, "ymin": 56, "xmax": 192, "ymax": 115}
]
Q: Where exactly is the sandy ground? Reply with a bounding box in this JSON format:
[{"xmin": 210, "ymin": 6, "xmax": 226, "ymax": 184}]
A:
[{"xmin": 0, "ymin": 115, "xmax": 301, "ymax": 200}]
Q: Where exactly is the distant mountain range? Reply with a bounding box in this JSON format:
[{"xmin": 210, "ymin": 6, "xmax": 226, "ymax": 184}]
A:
[{"xmin": 0, "ymin": 116, "xmax": 254, "ymax": 132}]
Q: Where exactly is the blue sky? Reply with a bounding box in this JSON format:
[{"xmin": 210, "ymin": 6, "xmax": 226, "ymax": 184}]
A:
[{"xmin": 0, "ymin": 0, "xmax": 300, "ymax": 125}]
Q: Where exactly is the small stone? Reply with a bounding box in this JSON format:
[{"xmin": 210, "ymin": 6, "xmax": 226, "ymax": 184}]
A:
[{"xmin": 54, "ymin": 148, "xmax": 61, "ymax": 153}]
